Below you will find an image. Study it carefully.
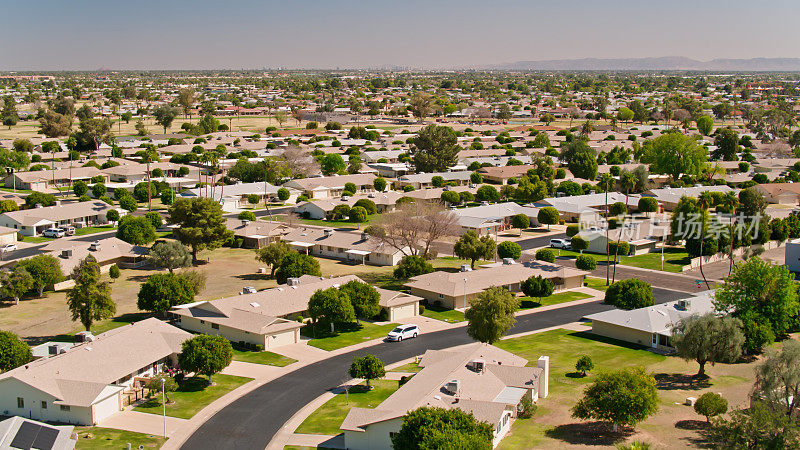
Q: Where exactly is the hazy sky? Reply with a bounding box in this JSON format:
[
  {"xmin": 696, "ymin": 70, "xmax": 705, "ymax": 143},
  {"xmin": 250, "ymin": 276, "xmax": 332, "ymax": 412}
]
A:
[{"xmin": 2, "ymin": 0, "xmax": 799, "ymax": 70}]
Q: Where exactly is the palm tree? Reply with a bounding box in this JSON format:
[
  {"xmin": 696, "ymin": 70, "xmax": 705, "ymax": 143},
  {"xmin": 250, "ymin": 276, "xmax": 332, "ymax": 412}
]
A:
[
  {"xmin": 597, "ymin": 174, "xmax": 614, "ymax": 285},
  {"xmin": 612, "ymin": 171, "xmax": 637, "ymax": 283},
  {"xmin": 722, "ymin": 191, "xmax": 739, "ymax": 276},
  {"xmin": 697, "ymin": 191, "xmax": 714, "ymax": 289}
]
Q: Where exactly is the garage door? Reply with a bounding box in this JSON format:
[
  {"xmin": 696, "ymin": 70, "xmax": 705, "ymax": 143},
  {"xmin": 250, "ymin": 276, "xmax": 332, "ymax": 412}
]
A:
[
  {"xmin": 266, "ymin": 329, "xmax": 298, "ymax": 349},
  {"xmin": 391, "ymin": 303, "xmax": 418, "ymax": 321}
]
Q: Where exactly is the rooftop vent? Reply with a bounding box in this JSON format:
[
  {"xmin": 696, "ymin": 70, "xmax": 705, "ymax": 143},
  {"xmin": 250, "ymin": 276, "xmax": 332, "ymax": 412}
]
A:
[
  {"xmin": 61, "ymin": 249, "xmax": 73, "ymax": 258},
  {"xmin": 89, "ymin": 241, "xmax": 101, "ymax": 251},
  {"xmin": 677, "ymin": 299, "xmax": 691, "ymax": 310},
  {"xmin": 242, "ymin": 219, "xmax": 250, "ymax": 226},
  {"xmin": 287, "ymin": 277, "xmax": 301, "ymax": 286},
  {"xmin": 444, "ymin": 380, "xmax": 460, "ymax": 395},
  {"xmin": 469, "ymin": 359, "xmax": 485, "ymax": 373},
  {"xmin": 323, "ymin": 229, "xmax": 333, "ymax": 237},
  {"xmin": 460, "ymin": 264, "xmax": 472, "ymax": 272}
]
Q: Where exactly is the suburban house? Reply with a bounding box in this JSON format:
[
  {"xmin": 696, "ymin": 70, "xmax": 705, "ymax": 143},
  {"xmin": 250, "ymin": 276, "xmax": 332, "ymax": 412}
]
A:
[
  {"xmin": 341, "ymin": 343, "xmax": 549, "ymax": 450},
  {"xmin": 396, "ymin": 171, "xmax": 472, "ymax": 190},
  {"xmin": 22, "ymin": 237, "xmax": 149, "ymax": 281},
  {"xmin": 452, "ymin": 202, "xmax": 540, "ymax": 236},
  {"xmin": 0, "ymin": 319, "xmax": 192, "ymax": 426},
  {"xmin": 0, "ymin": 225, "xmax": 17, "ymax": 247},
  {"xmin": 294, "ymin": 191, "xmax": 404, "ymax": 220},
  {"xmin": 584, "ymin": 290, "xmax": 714, "ymax": 350},
  {"xmin": 754, "ymin": 183, "xmax": 800, "ymax": 205},
  {"xmin": 0, "ymin": 201, "xmax": 125, "ymax": 237},
  {"xmin": 535, "ymin": 192, "xmax": 640, "ymax": 222},
  {"xmin": 102, "ymin": 162, "xmax": 198, "ymax": 183},
  {"xmin": 282, "ymin": 227, "xmax": 408, "ymax": 266},
  {"xmin": 574, "ymin": 217, "xmax": 671, "ymax": 255},
  {"xmin": 643, "ymin": 185, "xmax": 735, "ymax": 211},
  {"xmin": 405, "ymin": 260, "xmax": 588, "ymax": 309},
  {"xmin": 4, "ymin": 167, "xmax": 109, "ymax": 191},
  {"xmin": 226, "ymin": 218, "xmax": 292, "ymax": 249},
  {"xmin": 182, "ymin": 181, "xmax": 301, "ymax": 209},
  {"xmin": 0, "ymin": 416, "xmax": 76, "ymax": 450},
  {"xmin": 477, "ymin": 165, "xmax": 536, "ymax": 185},
  {"xmin": 403, "ymin": 185, "xmax": 479, "ymax": 203},
  {"xmin": 283, "ymin": 174, "xmax": 376, "ymax": 199},
  {"xmin": 171, "ymin": 275, "xmax": 421, "ymax": 348}
]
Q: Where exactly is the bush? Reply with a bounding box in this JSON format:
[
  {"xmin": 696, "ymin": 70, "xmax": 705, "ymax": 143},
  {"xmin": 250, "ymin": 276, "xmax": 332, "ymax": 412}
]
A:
[
  {"xmin": 570, "ymin": 236, "xmax": 588, "ymax": 253},
  {"xmin": 418, "ymin": 304, "xmax": 425, "ymax": 315},
  {"xmin": 694, "ymin": 392, "xmax": 728, "ymax": 422},
  {"xmin": 604, "ymin": 279, "xmax": 654, "ymax": 310},
  {"xmin": 145, "ymin": 211, "xmax": 163, "ymax": 229},
  {"xmin": 575, "ymin": 355, "xmax": 594, "ymax": 376},
  {"xmin": 237, "ymin": 211, "xmax": 256, "ymax": 221},
  {"xmin": 518, "ymin": 396, "xmax": 537, "ymax": 419},
  {"xmin": 497, "ymin": 241, "xmax": 522, "ymax": 260},
  {"xmin": 349, "ymin": 205, "xmax": 368, "ymax": 223},
  {"xmin": 393, "ymin": 255, "xmax": 434, "ymax": 279},
  {"xmin": 607, "ymin": 241, "xmax": 630, "ymax": 256},
  {"xmin": 109, "ymin": 264, "xmax": 121, "ymax": 280},
  {"xmin": 566, "ymin": 224, "xmax": 580, "ymax": 237},
  {"xmin": 535, "ymin": 248, "xmax": 555, "ymax": 263},
  {"xmin": 575, "ymin": 255, "xmax": 597, "ymax": 271}
]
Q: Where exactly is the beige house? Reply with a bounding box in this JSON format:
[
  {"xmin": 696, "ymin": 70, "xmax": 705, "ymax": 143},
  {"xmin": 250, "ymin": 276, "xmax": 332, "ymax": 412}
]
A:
[
  {"xmin": 171, "ymin": 275, "xmax": 421, "ymax": 349},
  {"xmin": 226, "ymin": 218, "xmax": 292, "ymax": 249},
  {"xmin": 342, "ymin": 343, "xmax": 549, "ymax": 450},
  {"xmin": 754, "ymin": 183, "xmax": 800, "ymax": 205},
  {"xmin": 0, "ymin": 319, "xmax": 191, "ymax": 426},
  {"xmin": 0, "ymin": 201, "xmax": 124, "ymax": 237},
  {"xmin": 282, "ymin": 227, "xmax": 408, "ymax": 266},
  {"xmin": 4, "ymin": 167, "xmax": 109, "ymax": 191},
  {"xmin": 294, "ymin": 191, "xmax": 404, "ymax": 220},
  {"xmin": 0, "ymin": 226, "xmax": 17, "ymax": 247},
  {"xmin": 405, "ymin": 260, "xmax": 588, "ymax": 309},
  {"xmin": 283, "ymin": 174, "xmax": 376, "ymax": 199}
]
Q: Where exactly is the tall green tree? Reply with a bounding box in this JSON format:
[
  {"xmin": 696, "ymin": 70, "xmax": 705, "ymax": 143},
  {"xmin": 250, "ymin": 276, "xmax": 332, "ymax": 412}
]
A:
[
  {"xmin": 642, "ymin": 132, "xmax": 708, "ymax": 181},
  {"xmin": 453, "ymin": 231, "xmax": 495, "ymax": 269},
  {"xmin": 339, "ymin": 280, "xmax": 380, "ymax": 320},
  {"xmin": 274, "ymin": 252, "xmax": 321, "ymax": 284},
  {"xmin": 0, "ymin": 330, "xmax": 31, "ymax": 371},
  {"xmin": 751, "ymin": 339, "xmax": 800, "ymax": 418},
  {"xmin": 464, "ymin": 286, "xmax": 519, "ymax": 344},
  {"xmin": 254, "ymin": 241, "xmax": 292, "ymax": 278},
  {"xmin": 148, "ymin": 240, "xmax": 192, "ymax": 273},
  {"xmin": 572, "ymin": 367, "xmax": 659, "ymax": 432},
  {"xmin": 137, "ymin": 273, "xmax": 196, "ymax": 315},
  {"xmin": 410, "ymin": 124, "xmax": 460, "ymax": 173},
  {"xmin": 116, "ymin": 215, "xmax": 157, "ymax": 246},
  {"xmin": 308, "ymin": 287, "xmax": 355, "ymax": 331},
  {"xmin": 153, "ymin": 105, "xmax": 179, "ymax": 133},
  {"xmin": 17, "ymin": 254, "xmax": 65, "ymax": 297},
  {"xmin": 392, "ymin": 407, "xmax": 493, "ymax": 450},
  {"xmin": 66, "ymin": 255, "xmax": 116, "ymax": 331},
  {"xmin": 0, "ymin": 266, "xmax": 33, "ymax": 305},
  {"xmin": 178, "ymin": 334, "xmax": 233, "ymax": 385},
  {"xmin": 168, "ymin": 198, "xmax": 233, "ymax": 263},
  {"xmin": 671, "ymin": 313, "xmax": 745, "ymax": 378}
]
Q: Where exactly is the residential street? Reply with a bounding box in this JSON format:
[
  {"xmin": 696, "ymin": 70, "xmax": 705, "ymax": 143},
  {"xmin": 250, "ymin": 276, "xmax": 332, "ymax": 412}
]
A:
[{"xmin": 179, "ymin": 287, "xmax": 689, "ymax": 450}]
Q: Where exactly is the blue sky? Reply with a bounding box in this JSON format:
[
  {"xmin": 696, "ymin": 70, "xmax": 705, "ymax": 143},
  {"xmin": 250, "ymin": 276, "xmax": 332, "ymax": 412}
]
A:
[{"xmin": 1, "ymin": 0, "xmax": 798, "ymax": 70}]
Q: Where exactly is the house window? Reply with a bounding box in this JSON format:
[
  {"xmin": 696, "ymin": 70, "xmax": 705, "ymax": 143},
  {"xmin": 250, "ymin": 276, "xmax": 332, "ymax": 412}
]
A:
[
  {"xmin": 211, "ymin": 323, "xmax": 219, "ymax": 330},
  {"xmin": 17, "ymin": 397, "xmax": 23, "ymax": 408},
  {"xmin": 438, "ymin": 294, "xmax": 444, "ymax": 299},
  {"xmin": 60, "ymin": 405, "xmax": 70, "ymax": 412},
  {"xmin": 41, "ymin": 401, "xmax": 47, "ymax": 409},
  {"xmin": 200, "ymin": 320, "xmax": 205, "ymax": 324}
]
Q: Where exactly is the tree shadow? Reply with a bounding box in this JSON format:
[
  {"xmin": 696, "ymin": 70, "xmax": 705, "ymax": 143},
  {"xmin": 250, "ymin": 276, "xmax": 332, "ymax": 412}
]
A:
[
  {"xmin": 676, "ymin": 420, "xmax": 714, "ymax": 448},
  {"xmin": 654, "ymin": 373, "xmax": 711, "ymax": 391},
  {"xmin": 178, "ymin": 376, "xmax": 211, "ymax": 392},
  {"xmin": 234, "ymin": 273, "xmax": 269, "ymax": 281},
  {"xmin": 565, "ymin": 371, "xmax": 587, "ymax": 379},
  {"xmin": 566, "ymin": 331, "xmax": 651, "ymax": 351},
  {"xmin": 675, "ymin": 419, "xmax": 708, "ymax": 431},
  {"xmin": 544, "ymin": 421, "xmax": 634, "ymax": 446}
]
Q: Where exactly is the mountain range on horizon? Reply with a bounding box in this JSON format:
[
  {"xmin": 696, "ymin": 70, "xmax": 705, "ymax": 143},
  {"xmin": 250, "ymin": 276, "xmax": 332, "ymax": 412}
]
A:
[{"xmin": 492, "ymin": 56, "xmax": 800, "ymax": 72}]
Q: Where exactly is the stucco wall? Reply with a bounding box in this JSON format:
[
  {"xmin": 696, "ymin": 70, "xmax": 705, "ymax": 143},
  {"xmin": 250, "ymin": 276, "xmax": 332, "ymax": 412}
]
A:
[
  {"xmin": 591, "ymin": 321, "xmax": 653, "ymax": 348},
  {"xmin": 344, "ymin": 417, "xmax": 403, "ymax": 450},
  {"xmin": 0, "ymin": 378, "xmax": 96, "ymax": 425}
]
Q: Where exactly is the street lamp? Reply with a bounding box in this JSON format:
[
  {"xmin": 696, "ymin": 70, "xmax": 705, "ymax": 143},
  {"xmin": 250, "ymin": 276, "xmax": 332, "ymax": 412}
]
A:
[
  {"xmin": 463, "ymin": 278, "xmax": 468, "ymax": 309},
  {"xmin": 161, "ymin": 377, "xmax": 166, "ymax": 438}
]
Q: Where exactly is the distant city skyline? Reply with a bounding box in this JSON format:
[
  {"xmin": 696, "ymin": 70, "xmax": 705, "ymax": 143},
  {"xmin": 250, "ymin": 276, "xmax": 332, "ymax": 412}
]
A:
[{"xmin": 2, "ymin": 0, "xmax": 799, "ymax": 71}]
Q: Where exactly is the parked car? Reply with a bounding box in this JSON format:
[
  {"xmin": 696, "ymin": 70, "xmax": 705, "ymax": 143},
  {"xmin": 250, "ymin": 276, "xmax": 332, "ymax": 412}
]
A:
[
  {"xmin": 58, "ymin": 226, "xmax": 76, "ymax": 236},
  {"xmin": 386, "ymin": 324, "xmax": 420, "ymax": 342},
  {"xmin": 42, "ymin": 228, "xmax": 65, "ymax": 238},
  {"xmin": 549, "ymin": 238, "xmax": 571, "ymax": 249},
  {"xmin": 241, "ymin": 286, "xmax": 257, "ymax": 294},
  {"xmin": 1, "ymin": 243, "xmax": 17, "ymax": 253}
]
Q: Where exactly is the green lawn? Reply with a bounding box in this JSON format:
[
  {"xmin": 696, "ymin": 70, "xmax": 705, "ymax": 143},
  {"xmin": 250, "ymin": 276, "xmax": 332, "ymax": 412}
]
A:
[
  {"xmin": 19, "ymin": 235, "xmax": 53, "ymax": 243},
  {"xmin": 155, "ymin": 230, "xmax": 173, "ymax": 239},
  {"xmin": 389, "ymin": 361, "xmax": 422, "ymax": 373},
  {"xmin": 74, "ymin": 427, "xmax": 165, "ymax": 450},
  {"xmin": 232, "ymin": 349, "xmax": 297, "ymax": 367},
  {"xmin": 295, "ymin": 379, "xmax": 400, "ymax": 435},
  {"xmin": 302, "ymin": 322, "xmax": 398, "ymax": 351},
  {"xmin": 554, "ymin": 247, "xmax": 691, "ymax": 273},
  {"xmin": 583, "ymin": 276, "xmax": 610, "ymax": 292},
  {"xmin": 53, "ymin": 312, "xmax": 152, "ymax": 342},
  {"xmin": 134, "ymin": 374, "xmax": 252, "ymax": 419},
  {"xmin": 75, "ymin": 225, "xmax": 115, "ymax": 236},
  {"xmin": 421, "ymin": 303, "xmax": 465, "ymax": 323},
  {"xmin": 518, "ymin": 290, "xmax": 592, "ymax": 309}
]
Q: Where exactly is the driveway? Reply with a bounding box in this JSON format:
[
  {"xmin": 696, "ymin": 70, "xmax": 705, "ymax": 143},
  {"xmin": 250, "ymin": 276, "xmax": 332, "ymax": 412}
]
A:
[{"xmin": 179, "ymin": 288, "xmax": 690, "ymax": 450}]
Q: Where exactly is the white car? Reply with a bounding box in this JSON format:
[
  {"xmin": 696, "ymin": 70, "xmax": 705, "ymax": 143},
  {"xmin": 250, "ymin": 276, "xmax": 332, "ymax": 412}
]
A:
[
  {"xmin": 386, "ymin": 324, "xmax": 419, "ymax": 342},
  {"xmin": 549, "ymin": 238, "xmax": 571, "ymax": 249},
  {"xmin": 1, "ymin": 244, "xmax": 17, "ymax": 253},
  {"xmin": 42, "ymin": 228, "xmax": 65, "ymax": 238}
]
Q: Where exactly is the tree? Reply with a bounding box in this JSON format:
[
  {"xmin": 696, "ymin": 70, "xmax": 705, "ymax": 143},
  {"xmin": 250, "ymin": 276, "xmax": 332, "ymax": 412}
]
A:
[
  {"xmin": 119, "ymin": 196, "xmax": 138, "ymax": 212},
  {"xmin": 66, "ymin": 255, "xmax": 115, "ymax": 331},
  {"xmin": 237, "ymin": 211, "xmax": 256, "ymax": 222},
  {"xmin": 38, "ymin": 111, "xmax": 72, "ymax": 138},
  {"xmin": 255, "ymin": 241, "xmax": 291, "ymax": 278},
  {"xmin": 572, "ymin": 367, "xmax": 659, "ymax": 432},
  {"xmin": 308, "ymin": 287, "xmax": 355, "ymax": 331},
  {"xmin": 392, "ymin": 407, "xmax": 493, "ymax": 450},
  {"xmin": 409, "ymin": 92, "xmax": 433, "ymax": 120},
  {"xmin": 535, "ymin": 248, "xmax": 555, "ymax": 263},
  {"xmin": 575, "ymin": 355, "xmax": 594, "ymax": 377},
  {"xmin": 369, "ymin": 202, "xmax": 459, "ymax": 258},
  {"xmin": 709, "ymin": 401, "xmax": 800, "ymax": 448},
  {"xmin": 373, "ymin": 177, "xmax": 387, "ymax": 192},
  {"xmin": 0, "ymin": 267, "xmax": 33, "ymax": 305},
  {"xmin": 339, "ymin": 280, "xmax": 380, "ymax": 320},
  {"xmin": 91, "ymin": 183, "xmax": 107, "ymax": 199},
  {"xmin": 696, "ymin": 115, "xmax": 714, "ymax": 136},
  {"xmin": 637, "ymin": 197, "xmax": 658, "ymax": 214},
  {"xmin": 349, "ymin": 205, "xmax": 368, "ymax": 223},
  {"xmin": 153, "ymin": 105, "xmax": 179, "ymax": 133},
  {"xmin": 277, "ymin": 187, "xmax": 290, "ymax": 202},
  {"xmin": 497, "ymin": 241, "xmax": 521, "ymax": 260},
  {"xmin": 16, "ymin": 254, "xmax": 64, "ymax": 297},
  {"xmin": 570, "ymin": 236, "xmax": 588, "ymax": 253},
  {"xmin": 751, "ymin": 339, "xmax": 800, "ymax": 418},
  {"xmin": 511, "ymin": 214, "xmax": 530, "ymax": 235},
  {"xmin": 521, "ymin": 275, "xmax": 554, "ymax": 304},
  {"xmin": 537, "ymin": 207, "xmax": 559, "ymax": 230},
  {"xmin": 178, "ymin": 334, "xmax": 233, "ymax": 385},
  {"xmin": 393, "ymin": 255, "xmax": 434, "ymax": 279},
  {"xmin": 713, "ymin": 258, "xmax": 799, "ymax": 353},
  {"xmin": 694, "ymin": 392, "xmax": 728, "ymax": 423},
  {"xmin": 604, "ymin": 279, "xmax": 654, "ymax": 310},
  {"xmin": 453, "ymin": 231, "xmax": 495, "ymax": 269},
  {"xmin": 0, "ymin": 330, "xmax": 31, "ymax": 371},
  {"xmin": 168, "ymin": 198, "xmax": 233, "ymax": 263},
  {"xmin": 617, "ymin": 107, "xmax": 634, "ymax": 123},
  {"xmin": 137, "ymin": 273, "xmax": 195, "ymax": 314},
  {"xmin": 738, "ymin": 187, "xmax": 767, "ymax": 217},
  {"xmin": 73, "ymin": 180, "xmax": 88, "ymax": 197},
  {"xmin": 106, "ymin": 209, "xmax": 120, "ymax": 224},
  {"xmin": 576, "ymin": 254, "xmax": 597, "ymax": 271},
  {"xmin": 149, "ymin": 240, "xmax": 192, "ymax": 273},
  {"xmin": 109, "ymin": 264, "xmax": 120, "ymax": 281},
  {"xmin": 77, "ymin": 117, "xmax": 113, "ymax": 150},
  {"xmin": 671, "ymin": 313, "xmax": 744, "ymax": 378},
  {"xmin": 145, "ymin": 211, "xmax": 163, "ymax": 229},
  {"xmin": 441, "ymin": 190, "xmax": 460, "ymax": 205},
  {"xmin": 275, "ymin": 252, "xmax": 321, "ymax": 284},
  {"xmin": 476, "ymin": 185, "xmax": 499, "ymax": 202},
  {"xmin": 348, "ymin": 354, "xmax": 385, "ymax": 389},
  {"xmin": 116, "ymin": 215, "xmax": 157, "ymax": 245},
  {"xmin": 642, "ymin": 132, "xmax": 708, "ymax": 181},
  {"xmin": 2, "ymin": 96, "xmax": 19, "ymax": 129},
  {"xmin": 410, "ymin": 124, "xmax": 460, "ymax": 173},
  {"xmin": 147, "ymin": 374, "xmax": 178, "ymax": 404},
  {"xmin": 464, "ymin": 286, "xmax": 519, "ymax": 344},
  {"xmin": 320, "ymin": 153, "xmax": 346, "ymax": 175},
  {"xmin": 713, "ymin": 128, "xmax": 740, "ymax": 161}
]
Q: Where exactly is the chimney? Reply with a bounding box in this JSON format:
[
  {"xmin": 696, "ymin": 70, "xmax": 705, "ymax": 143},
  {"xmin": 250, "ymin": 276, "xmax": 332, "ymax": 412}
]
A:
[{"xmin": 538, "ymin": 356, "xmax": 549, "ymax": 398}]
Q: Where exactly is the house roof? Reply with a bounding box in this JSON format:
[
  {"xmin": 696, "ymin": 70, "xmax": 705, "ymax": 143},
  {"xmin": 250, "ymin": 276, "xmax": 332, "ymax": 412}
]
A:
[
  {"xmin": 34, "ymin": 237, "xmax": 148, "ymax": 274},
  {"xmin": 281, "ymin": 227, "xmax": 406, "ymax": 255},
  {"xmin": 0, "ymin": 318, "xmax": 191, "ymax": 407},
  {"xmin": 398, "ymin": 171, "xmax": 472, "ymax": 184},
  {"xmin": 584, "ymin": 290, "xmax": 714, "ymax": 335},
  {"xmin": 284, "ymin": 174, "xmax": 376, "ymax": 191},
  {"xmin": 340, "ymin": 342, "xmax": 540, "ymax": 432},
  {"xmin": 452, "ymin": 202, "xmax": 539, "ymax": 229},
  {"xmin": 645, "ymin": 185, "xmax": 735, "ymax": 205},
  {"xmin": 0, "ymin": 201, "xmax": 119, "ymax": 227}
]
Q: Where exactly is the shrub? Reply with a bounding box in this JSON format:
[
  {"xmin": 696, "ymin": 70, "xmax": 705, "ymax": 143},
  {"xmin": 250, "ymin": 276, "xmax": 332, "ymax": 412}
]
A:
[
  {"xmin": 575, "ymin": 355, "xmax": 594, "ymax": 376},
  {"xmin": 497, "ymin": 241, "xmax": 521, "ymax": 260},
  {"xmin": 604, "ymin": 279, "xmax": 654, "ymax": 310},
  {"xmin": 575, "ymin": 255, "xmax": 597, "ymax": 271},
  {"xmin": 535, "ymin": 248, "xmax": 555, "ymax": 263},
  {"xmin": 607, "ymin": 241, "xmax": 630, "ymax": 256},
  {"xmin": 237, "ymin": 211, "xmax": 256, "ymax": 221},
  {"xmin": 393, "ymin": 255, "xmax": 434, "ymax": 279},
  {"xmin": 694, "ymin": 392, "xmax": 728, "ymax": 423},
  {"xmin": 566, "ymin": 224, "xmax": 580, "ymax": 237}
]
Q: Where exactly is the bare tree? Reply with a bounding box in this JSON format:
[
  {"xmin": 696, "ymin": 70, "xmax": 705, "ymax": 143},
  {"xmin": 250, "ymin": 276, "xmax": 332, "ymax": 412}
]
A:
[
  {"xmin": 368, "ymin": 202, "xmax": 459, "ymax": 258},
  {"xmin": 281, "ymin": 146, "xmax": 319, "ymax": 177}
]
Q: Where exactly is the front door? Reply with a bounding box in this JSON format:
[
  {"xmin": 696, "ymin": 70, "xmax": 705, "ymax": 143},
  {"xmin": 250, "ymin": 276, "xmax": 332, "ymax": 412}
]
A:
[{"xmin": 651, "ymin": 333, "xmax": 658, "ymax": 348}]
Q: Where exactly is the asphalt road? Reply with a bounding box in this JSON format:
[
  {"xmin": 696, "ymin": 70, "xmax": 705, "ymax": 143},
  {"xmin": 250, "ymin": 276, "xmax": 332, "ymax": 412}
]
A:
[
  {"xmin": 0, "ymin": 231, "xmax": 119, "ymax": 266},
  {"xmin": 181, "ymin": 287, "xmax": 688, "ymax": 450},
  {"xmin": 517, "ymin": 232, "xmax": 567, "ymax": 251}
]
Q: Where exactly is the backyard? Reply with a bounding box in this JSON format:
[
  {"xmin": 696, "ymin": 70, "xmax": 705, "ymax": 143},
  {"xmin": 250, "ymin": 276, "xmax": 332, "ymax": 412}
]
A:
[{"xmin": 134, "ymin": 374, "xmax": 252, "ymax": 419}]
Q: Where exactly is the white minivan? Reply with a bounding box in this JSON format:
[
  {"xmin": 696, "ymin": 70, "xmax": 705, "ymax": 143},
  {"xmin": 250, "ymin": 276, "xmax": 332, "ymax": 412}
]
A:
[{"xmin": 386, "ymin": 324, "xmax": 420, "ymax": 342}]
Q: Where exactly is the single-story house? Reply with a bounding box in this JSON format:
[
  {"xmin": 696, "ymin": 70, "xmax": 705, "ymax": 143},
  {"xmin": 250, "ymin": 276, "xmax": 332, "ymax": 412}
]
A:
[
  {"xmin": 644, "ymin": 185, "xmax": 735, "ymax": 211},
  {"xmin": 4, "ymin": 167, "xmax": 109, "ymax": 191},
  {"xmin": 396, "ymin": 171, "xmax": 472, "ymax": 190},
  {"xmin": 0, "ymin": 319, "xmax": 191, "ymax": 425},
  {"xmin": 575, "ymin": 218, "xmax": 671, "ymax": 256},
  {"xmin": 584, "ymin": 290, "xmax": 714, "ymax": 350},
  {"xmin": 341, "ymin": 343, "xmax": 549, "ymax": 450},
  {"xmin": 226, "ymin": 218, "xmax": 292, "ymax": 249},
  {"xmin": 25, "ymin": 238, "xmax": 149, "ymax": 282},
  {"xmin": 0, "ymin": 201, "xmax": 125, "ymax": 237},
  {"xmin": 754, "ymin": 183, "xmax": 800, "ymax": 205},
  {"xmin": 535, "ymin": 192, "xmax": 640, "ymax": 222},
  {"xmin": 281, "ymin": 227, "xmax": 408, "ymax": 266},
  {"xmin": 294, "ymin": 191, "xmax": 404, "ymax": 220},
  {"xmin": 477, "ymin": 165, "xmax": 536, "ymax": 185},
  {"xmin": 452, "ymin": 202, "xmax": 540, "ymax": 236},
  {"xmin": 0, "ymin": 225, "xmax": 18, "ymax": 246},
  {"xmin": 405, "ymin": 260, "xmax": 588, "ymax": 309},
  {"xmin": 102, "ymin": 162, "xmax": 198, "ymax": 183},
  {"xmin": 283, "ymin": 174, "xmax": 377, "ymax": 199},
  {"xmin": 183, "ymin": 181, "xmax": 300, "ymax": 208}
]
